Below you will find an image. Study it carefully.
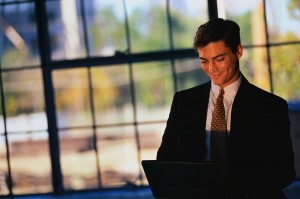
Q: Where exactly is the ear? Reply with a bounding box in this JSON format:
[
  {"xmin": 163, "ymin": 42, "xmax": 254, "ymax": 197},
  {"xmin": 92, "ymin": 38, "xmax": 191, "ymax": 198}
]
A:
[{"xmin": 236, "ymin": 43, "xmax": 243, "ymax": 60}]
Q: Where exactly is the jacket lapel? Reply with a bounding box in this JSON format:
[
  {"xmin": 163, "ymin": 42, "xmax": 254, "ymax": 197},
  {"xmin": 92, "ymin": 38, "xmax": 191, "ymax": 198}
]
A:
[
  {"xmin": 230, "ymin": 76, "xmax": 252, "ymax": 138},
  {"xmin": 189, "ymin": 82, "xmax": 210, "ymax": 134}
]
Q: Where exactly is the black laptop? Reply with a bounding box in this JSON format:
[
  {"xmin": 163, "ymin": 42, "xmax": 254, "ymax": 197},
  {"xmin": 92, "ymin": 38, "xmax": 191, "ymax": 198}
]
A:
[{"xmin": 141, "ymin": 160, "xmax": 226, "ymax": 198}]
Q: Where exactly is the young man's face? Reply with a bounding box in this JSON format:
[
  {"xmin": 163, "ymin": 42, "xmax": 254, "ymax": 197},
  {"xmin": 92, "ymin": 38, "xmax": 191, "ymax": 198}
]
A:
[{"xmin": 197, "ymin": 40, "xmax": 243, "ymax": 88}]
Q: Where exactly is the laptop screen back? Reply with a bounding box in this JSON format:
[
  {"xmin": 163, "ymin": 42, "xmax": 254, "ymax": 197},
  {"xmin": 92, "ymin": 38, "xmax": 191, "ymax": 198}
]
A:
[{"xmin": 142, "ymin": 160, "xmax": 225, "ymax": 198}]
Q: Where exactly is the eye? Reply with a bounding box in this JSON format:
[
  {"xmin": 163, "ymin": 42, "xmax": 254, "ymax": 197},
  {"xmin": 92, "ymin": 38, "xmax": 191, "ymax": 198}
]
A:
[
  {"xmin": 200, "ymin": 60, "xmax": 208, "ymax": 64},
  {"xmin": 216, "ymin": 57, "xmax": 224, "ymax": 62}
]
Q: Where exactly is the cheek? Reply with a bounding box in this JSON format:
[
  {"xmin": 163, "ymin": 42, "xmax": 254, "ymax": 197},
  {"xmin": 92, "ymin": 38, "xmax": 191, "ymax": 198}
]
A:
[
  {"xmin": 200, "ymin": 63, "xmax": 208, "ymax": 72},
  {"xmin": 216, "ymin": 62, "xmax": 227, "ymax": 72},
  {"xmin": 219, "ymin": 61, "xmax": 231, "ymax": 72}
]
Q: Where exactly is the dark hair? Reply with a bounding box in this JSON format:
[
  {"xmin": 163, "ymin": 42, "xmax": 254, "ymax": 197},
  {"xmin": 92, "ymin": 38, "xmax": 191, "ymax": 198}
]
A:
[{"xmin": 193, "ymin": 18, "xmax": 240, "ymax": 53}]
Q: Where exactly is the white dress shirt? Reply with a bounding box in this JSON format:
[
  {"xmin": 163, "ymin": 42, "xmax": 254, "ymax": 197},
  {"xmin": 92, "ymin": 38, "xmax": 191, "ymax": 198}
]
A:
[{"xmin": 204, "ymin": 75, "xmax": 242, "ymax": 160}]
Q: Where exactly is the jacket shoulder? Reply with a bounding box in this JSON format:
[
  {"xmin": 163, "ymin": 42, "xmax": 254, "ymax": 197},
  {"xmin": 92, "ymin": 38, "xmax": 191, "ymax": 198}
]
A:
[
  {"xmin": 175, "ymin": 81, "xmax": 210, "ymax": 97},
  {"xmin": 246, "ymin": 82, "xmax": 287, "ymax": 105}
]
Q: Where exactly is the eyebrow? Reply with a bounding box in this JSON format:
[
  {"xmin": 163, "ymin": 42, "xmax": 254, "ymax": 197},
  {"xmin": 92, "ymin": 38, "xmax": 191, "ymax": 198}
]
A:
[{"xmin": 199, "ymin": 53, "xmax": 227, "ymax": 60}]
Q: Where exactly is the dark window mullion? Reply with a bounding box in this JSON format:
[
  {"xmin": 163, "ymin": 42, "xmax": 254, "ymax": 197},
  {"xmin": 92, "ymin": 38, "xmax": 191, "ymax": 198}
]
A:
[
  {"xmin": 80, "ymin": 0, "xmax": 102, "ymax": 188},
  {"xmin": 262, "ymin": 0, "xmax": 274, "ymax": 93},
  {"xmin": 35, "ymin": 0, "xmax": 63, "ymax": 195},
  {"xmin": 53, "ymin": 119, "xmax": 167, "ymax": 132},
  {"xmin": 208, "ymin": 0, "xmax": 218, "ymax": 19},
  {"xmin": 123, "ymin": 0, "xmax": 131, "ymax": 53},
  {"xmin": 42, "ymin": 49, "xmax": 196, "ymax": 70},
  {"xmin": 122, "ymin": 0, "xmax": 143, "ymax": 183},
  {"xmin": 80, "ymin": 0, "xmax": 90, "ymax": 57},
  {"xmin": 166, "ymin": 0, "xmax": 178, "ymax": 93},
  {"xmin": 0, "ymin": 63, "xmax": 13, "ymax": 196},
  {"xmin": 0, "ymin": 4, "xmax": 12, "ymax": 196},
  {"xmin": 86, "ymin": 67, "xmax": 102, "ymax": 188}
]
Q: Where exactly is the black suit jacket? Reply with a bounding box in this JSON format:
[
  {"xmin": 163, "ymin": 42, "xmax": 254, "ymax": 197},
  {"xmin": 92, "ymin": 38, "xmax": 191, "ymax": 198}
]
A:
[{"xmin": 157, "ymin": 76, "xmax": 295, "ymax": 196}]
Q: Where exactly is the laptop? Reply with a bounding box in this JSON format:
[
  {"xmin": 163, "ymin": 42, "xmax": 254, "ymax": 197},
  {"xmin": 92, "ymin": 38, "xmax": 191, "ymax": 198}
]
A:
[{"xmin": 141, "ymin": 160, "xmax": 226, "ymax": 198}]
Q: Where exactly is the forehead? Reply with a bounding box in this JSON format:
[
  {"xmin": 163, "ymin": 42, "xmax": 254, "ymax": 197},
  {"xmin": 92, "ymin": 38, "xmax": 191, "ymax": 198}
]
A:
[{"xmin": 197, "ymin": 40, "xmax": 231, "ymax": 58}]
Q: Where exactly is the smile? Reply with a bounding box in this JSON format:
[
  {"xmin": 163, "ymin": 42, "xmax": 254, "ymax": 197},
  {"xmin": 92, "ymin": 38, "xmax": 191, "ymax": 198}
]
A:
[{"xmin": 211, "ymin": 74, "xmax": 222, "ymax": 79}]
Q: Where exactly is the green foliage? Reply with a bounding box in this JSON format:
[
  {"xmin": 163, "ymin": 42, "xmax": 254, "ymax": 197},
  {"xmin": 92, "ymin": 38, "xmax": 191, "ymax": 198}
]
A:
[
  {"xmin": 288, "ymin": 0, "xmax": 300, "ymax": 19},
  {"xmin": 2, "ymin": 69, "xmax": 44, "ymax": 117},
  {"xmin": 272, "ymin": 33, "xmax": 300, "ymax": 100},
  {"xmin": 90, "ymin": 7, "xmax": 126, "ymax": 54},
  {"xmin": 134, "ymin": 62, "xmax": 173, "ymax": 108},
  {"xmin": 229, "ymin": 5, "xmax": 300, "ymax": 100},
  {"xmin": 2, "ymin": 2, "xmax": 300, "ymax": 118},
  {"xmin": 226, "ymin": 11, "xmax": 252, "ymax": 45},
  {"xmin": 2, "ymin": 49, "xmax": 28, "ymax": 68},
  {"xmin": 128, "ymin": 6, "xmax": 169, "ymax": 52}
]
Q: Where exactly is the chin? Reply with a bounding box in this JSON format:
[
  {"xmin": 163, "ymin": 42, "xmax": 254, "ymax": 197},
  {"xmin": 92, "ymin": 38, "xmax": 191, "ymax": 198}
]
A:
[{"xmin": 212, "ymin": 80, "xmax": 224, "ymax": 86}]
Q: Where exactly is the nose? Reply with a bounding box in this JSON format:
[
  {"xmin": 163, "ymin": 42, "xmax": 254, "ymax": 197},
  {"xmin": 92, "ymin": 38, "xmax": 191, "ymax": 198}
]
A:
[{"xmin": 208, "ymin": 61, "xmax": 216, "ymax": 73}]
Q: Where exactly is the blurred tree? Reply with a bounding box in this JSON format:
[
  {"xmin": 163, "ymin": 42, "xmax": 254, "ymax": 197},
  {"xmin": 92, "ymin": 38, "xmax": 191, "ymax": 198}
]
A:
[
  {"xmin": 134, "ymin": 62, "xmax": 173, "ymax": 109},
  {"xmin": 271, "ymin": 0, "xmax": 300, "ymax": 100},
  {"xmin": 90, "ymin": 6, "xmax": 126, "ymax": 55},
  {"xmin": 129, "ymin": 6, "xmax": 169, "ymax": 52},
  {"xmin": 226, "ymin": 11, "xmax": 252, "ymax": 45},
  {"xmin": 288, "ymin": 0, "xmax": 300, "ymax": 19},
  {"xmin": 272, "ymin": 33, "xmax": 300, "ymax": 100},
  {"xmin": 1, "ymin": 68, "xmax": 44, "ymax": 117}
]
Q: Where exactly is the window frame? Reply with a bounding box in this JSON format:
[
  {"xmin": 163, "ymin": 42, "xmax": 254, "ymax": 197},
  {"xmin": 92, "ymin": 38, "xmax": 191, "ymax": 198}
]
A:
[{"xmin": 0, "ymin": 0, "xmax": 299, "ymax": 197}]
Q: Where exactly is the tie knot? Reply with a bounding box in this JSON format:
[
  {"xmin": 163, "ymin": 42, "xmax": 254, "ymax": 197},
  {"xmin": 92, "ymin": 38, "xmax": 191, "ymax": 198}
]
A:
[{"xmin": 219, "ymin": 88, "xmax": 224, "ymax": 98}]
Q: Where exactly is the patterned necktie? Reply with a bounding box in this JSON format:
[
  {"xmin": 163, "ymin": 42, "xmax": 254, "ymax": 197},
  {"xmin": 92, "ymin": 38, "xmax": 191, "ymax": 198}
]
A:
[{"xmin": 210, "ymin": 88, "xmax": 230, "ymax": 184}]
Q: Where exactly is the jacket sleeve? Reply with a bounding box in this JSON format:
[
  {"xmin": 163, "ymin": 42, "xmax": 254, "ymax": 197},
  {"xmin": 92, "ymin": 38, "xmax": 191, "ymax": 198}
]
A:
[
  {"xmin": 242, "ymin": 98, "xmax": 296, "ymax": 194},
  {"xmin": 261, "ymin": 99, "xmax": 295, "ymax": 190},
  {"xmin": 156, "ymin": 93, "xmax": 179, "ymax": 161}
]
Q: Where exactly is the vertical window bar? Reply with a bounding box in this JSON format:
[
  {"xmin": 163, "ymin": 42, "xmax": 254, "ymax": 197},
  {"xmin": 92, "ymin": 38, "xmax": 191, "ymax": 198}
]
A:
[
  {"xmin": 166, "ymin": 0, "xmax": 178, "ymax": 92},
  {"xmin": 35, "ymin": 0, "xmax": 51, "ymax": 62},
  {"xmin": 80, "ymin": 0, "xmax": 102, "ymax": 188},
  {"xmin": 123, "ymin": 0, "xmax": 131, "ymax": 53},
  {"xmin": 87, "ymin": 67, "xmax": 102, "ymax": 188},
  {"xmin": 35, "ymin": 0, "xmax": 63, "ymax": 194},
  {"xmin": 262, "ymin": 0, "xmax": 274, "ymax": 93},
  {"xmin": 208, "ymin": 0, "xmax": 218, "ymax": 19},
  {"xmin": 0, "ymin": 63, "xmax": 13, "ymax": 196},
  {"xmin": 122, "ymin": 0, "xmax": 143, "ymax": 183},
  {"xmin": 166, "ymin": 0, "xmax": 174, "ymax": 51},
  {"xmin": 80, "ymin": 0, "xmax": 90, "ymax": 57},
  {"xmin": 0, "ymin": 2, "xmax": 12, "ymax": 196}
]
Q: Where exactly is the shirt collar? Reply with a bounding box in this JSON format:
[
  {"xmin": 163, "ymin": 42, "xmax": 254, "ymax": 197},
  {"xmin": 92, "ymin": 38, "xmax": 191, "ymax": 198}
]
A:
[{"xmin": 211, "ymin": 74, "xmax": 242, "ymax": 100}]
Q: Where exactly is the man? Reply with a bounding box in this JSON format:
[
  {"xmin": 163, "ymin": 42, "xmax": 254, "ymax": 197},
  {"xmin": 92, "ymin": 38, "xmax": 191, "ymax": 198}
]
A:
[{"xmin": 156, "ymin": 18, "xmax": 295, "ymax": 198}]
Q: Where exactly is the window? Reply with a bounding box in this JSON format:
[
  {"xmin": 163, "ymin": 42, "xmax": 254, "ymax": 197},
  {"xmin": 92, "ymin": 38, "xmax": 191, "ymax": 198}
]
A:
[
  {"xmin": 0, "ymin": 0, "xmax": 299, "ymax": 197},
  {"xmin": 0, "ymin": 1, "xmax": 51, "ymax": 195},
  {"xmin": 221, "ymin": 0, "xmax": 300, "ymax": 177}
]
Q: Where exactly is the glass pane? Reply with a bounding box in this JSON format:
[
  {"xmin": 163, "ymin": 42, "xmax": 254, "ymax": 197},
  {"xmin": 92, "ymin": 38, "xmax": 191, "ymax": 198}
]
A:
[
  {"xmin": 175, "ymin": 58, "xmax": 209, "ymax": 91},
  {"xmin": 133, "ymin": 61, "xmax": 174, "ymax": 122},
  {"xmin": 0, "ymin": 2, "xmax": 40, "ymax": 68},
  {"xmin": 266, "ymin": 0, "xmax": 300, "ymax": 43},
  {"xmin": 91, "ymin": 65, "xmax": 134, "ymax": 125},
  {"xmin": 271, "ymin": 45, "xmax": 300, "ymax": 102},
  {"xmin": 59, "ymin": 129, "xmax": 98, "ymax": 190},
  {"xmin": 86, "ymin": 0, "xmax": 127, "ymax": 57},
  {"xmin": 240, "ymin": 47, "xmax": 271, "ymax": 92},
  {"xmin": 222, "ymin": 0, "xmax": 266, "ymax": 46},
  {"xmin": 0, "ymin": 136, "xmax": 9, "ymax": 196},
  {"xmin": 169, "ymin": 0, "xmax": 208, "ymax": 49},
  {"xmin": 138, "ymin": 123, "xmax": 165, "ymax": 185},
  {"xmin": 97, "ymin": 126, "xmax": 139, "ymax": 188},
  {"xmin": 126, "ymin": 0, "xmax": 170, "ymax": 52},
  {"xmin": 2, "ymin": 69, "xmax": 47, "ymax": 133},
  {"xmin": 0, "ymin": 89, "xmax": 3, "ymax": 134},
  {"xmin": 9, "ymin": 132, "xmax": 52, "ymax": 194},
  {"xmin": 53, "ymin": 68, "xmax": 92, "ymax": 128},
  {"xmin": 46, "ymin": 0, "xmax": 87, "ymax": 60}
]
